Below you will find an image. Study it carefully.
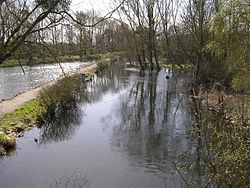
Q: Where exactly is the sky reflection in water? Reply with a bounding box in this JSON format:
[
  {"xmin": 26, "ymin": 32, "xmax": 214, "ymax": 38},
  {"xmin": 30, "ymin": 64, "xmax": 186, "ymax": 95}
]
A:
[{"xmin": 0, "ymin": 63, "xmax": 202, "ymax": 188}]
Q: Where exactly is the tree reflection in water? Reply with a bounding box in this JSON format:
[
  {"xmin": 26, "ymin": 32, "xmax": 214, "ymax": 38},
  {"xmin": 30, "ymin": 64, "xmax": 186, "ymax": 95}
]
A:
[
  {"xmin": 38, "ymin": 100, "xmax": 83, "ymax": 144},
  {"xmin": 38, "ymin": 63, "xmax": 132, "ymax": 145},
  {"xmin": 38, "ymin": 74, "xmax": 88, "ymax": 144},
  {"xmin": 0, "ymin": 64, "xmax": 224, "ymax": 188},
  {"xmin": 37, "ymin": 63, "xmax": 204, "ymax": 187},
  {"xmin": 100, "ymin": 67, "xmax": 203, "ymax": 186}
]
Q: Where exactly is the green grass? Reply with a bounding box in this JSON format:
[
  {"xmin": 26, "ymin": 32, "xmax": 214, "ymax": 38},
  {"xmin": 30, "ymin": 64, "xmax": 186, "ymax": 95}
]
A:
[
  {"xmin": 0, "ymin": 54, "xmax": 101, "ymax": 68},
  {"xmin": 0, "ymin": 56, "xmax": 81, "ymax": 67},
  {"xmin": 58, "ymin": 55, "xmax": 80, "ymax": 62},
  {"xmin": 96, "ymin": 52, "xmax": 121, "ymax": 72},
  {"xmin": 0, "ymin": 100, "xmax": 45, "ymax": 133},
  {"xmin": 0, "ymin": 100, "xmax": 45, "ymax": 152},
  {"xmin": 161, "ymin": 63, "xmax": 192, "ymax": 69},
  {"xmin": 0, "ymin": 59, "xmax": 27, "ymax": 67},
  {"xmin": 0, "ymin": 133, "xmax": 6, "ymax": 143},
  {"xmin": 0, "ymin": 52, "xmax": 122, "ymax": 153},
  {"xmin": 0, "ymin": 52, "xmax": 123, "ymax": 68},
  {"xmin": 80, "ymin": 54, "xmax": 101, "ymax": 61}
]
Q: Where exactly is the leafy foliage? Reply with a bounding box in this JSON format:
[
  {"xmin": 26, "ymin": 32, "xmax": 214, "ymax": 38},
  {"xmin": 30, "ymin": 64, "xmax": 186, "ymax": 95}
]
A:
[
  {"xmin": 192, "ymin": 95, "xmax": 250, "ymax": 187},
  {"xmin": 208, "ymin": 0, "xmax": 250, "ymax": 92},
  {"xmin": 0, "ymin": 100, "xmax": 45, "ymax": 132}
]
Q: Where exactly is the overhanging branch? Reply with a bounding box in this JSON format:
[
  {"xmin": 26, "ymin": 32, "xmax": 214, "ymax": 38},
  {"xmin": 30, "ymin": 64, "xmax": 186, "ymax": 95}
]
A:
[{"xmin": 54, "ymin": 0, "xmax": 126, "ymax": 27}]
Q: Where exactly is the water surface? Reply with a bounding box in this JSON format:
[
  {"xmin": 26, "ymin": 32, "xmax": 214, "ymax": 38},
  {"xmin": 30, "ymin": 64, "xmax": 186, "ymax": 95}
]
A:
[
  {"xmin": 0, "ymin": 62, "xmax": 92, "ymax": 100},
  {"xmin": 0, "ymin": 63, "xmax": 201, "ymax": 188}
]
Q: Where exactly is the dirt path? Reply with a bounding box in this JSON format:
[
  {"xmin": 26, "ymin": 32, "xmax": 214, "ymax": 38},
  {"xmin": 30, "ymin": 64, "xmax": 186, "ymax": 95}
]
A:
[{"xmin": 0, "ymin": 63, "xmax": 97, "ymax": 118}]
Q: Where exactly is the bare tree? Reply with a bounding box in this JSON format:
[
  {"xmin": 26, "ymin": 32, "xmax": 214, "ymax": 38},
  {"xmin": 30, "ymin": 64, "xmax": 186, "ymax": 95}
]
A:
[
  {"xmin": 117, "ymin": 0, "xmax": 160, "ymax": 70},
  {"xmin": 0, "ymin": 0, "xmax": 126, "ymax": 65},
  {"xmin": 0, "ymin": 0, "xmax": 70, "ymax": 64}
]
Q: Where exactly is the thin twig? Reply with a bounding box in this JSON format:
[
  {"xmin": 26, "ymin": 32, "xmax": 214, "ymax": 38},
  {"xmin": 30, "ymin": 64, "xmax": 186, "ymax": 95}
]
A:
[{"xmin": 14, "ymin": 55, "xmax": 25, "ymax": 74}]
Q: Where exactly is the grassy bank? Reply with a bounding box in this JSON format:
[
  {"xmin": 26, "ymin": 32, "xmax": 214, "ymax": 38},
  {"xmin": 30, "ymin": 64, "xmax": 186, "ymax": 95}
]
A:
[
  {"xmin": 0, "ymin": 52, "xmax": 122, "ymax": 155},
  {"xmin": 159, "ymin": 57, "xmax": 192, "ymax": 70},
  {"xmin": 0, "ymin": 100, "xmax": 45, "ymax": 154},
  {"xmin": 95, "ymin": 52, "xmax": 122, "ymax": 72},
  {"xmin": 0, "ymin": 52, "xmax": 123, "ymax": 68},
  {"xmin": 161, "ymin": 63, "xmax": 192, "ymax": 69},
  {"xmin": 0, "ymin": 54, "xmax": 102, "ymax": 68}
]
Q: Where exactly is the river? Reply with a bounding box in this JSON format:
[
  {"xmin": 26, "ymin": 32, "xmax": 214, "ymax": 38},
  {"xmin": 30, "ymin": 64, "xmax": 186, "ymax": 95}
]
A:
[
  {"xmin": 0, "ymin": 62, "xmax": 92, "ymax": 101},
  {"xmin": 0, "ymin": 63, "xmax": 203, "ymax": 188}
]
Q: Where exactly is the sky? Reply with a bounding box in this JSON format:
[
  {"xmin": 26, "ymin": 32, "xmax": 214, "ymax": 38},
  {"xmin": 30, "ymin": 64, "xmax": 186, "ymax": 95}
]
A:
[{"xmin": 71, "ymin": 0, "xmax": 113, "ymax": 13}]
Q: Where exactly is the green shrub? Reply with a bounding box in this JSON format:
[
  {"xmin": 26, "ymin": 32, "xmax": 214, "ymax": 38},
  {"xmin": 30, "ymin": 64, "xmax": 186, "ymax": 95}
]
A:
[{"xmin": 39, "ymin": 74, "xmax": 86, "ymax": 117}]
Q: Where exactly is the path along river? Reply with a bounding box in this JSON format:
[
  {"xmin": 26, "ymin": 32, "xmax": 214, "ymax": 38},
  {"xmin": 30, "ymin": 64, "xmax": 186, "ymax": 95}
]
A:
[{"xmin": 0, "ymin": 63, "xmax": 203, "ymax": 188}]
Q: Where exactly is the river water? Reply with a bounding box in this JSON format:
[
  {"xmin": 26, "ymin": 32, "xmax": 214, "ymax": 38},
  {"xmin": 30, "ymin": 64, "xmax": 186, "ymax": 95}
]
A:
[
  {"xmin": 0, "ymin": 62, "xmax": 92, "ymax": 101},
  {"xmin": 0, "ymin": 63, "xmax": 202, "ymax": 188}
]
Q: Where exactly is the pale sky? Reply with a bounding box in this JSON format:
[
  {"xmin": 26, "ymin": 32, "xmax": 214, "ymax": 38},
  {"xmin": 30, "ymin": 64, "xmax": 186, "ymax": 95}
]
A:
[{"xmin": 71, "ymin": 0, "xmax": 113, "ymax": 13}]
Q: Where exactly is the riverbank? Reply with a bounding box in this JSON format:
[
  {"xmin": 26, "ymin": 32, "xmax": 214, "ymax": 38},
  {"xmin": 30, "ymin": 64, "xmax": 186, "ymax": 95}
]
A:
[
  {"xmin": 0, "ymin": 58, "xmax": 196, "ymax": 188},
  {"xmin": 0, "ymin": 54, "xmax": 99, "ymax": 68},
  {"xmin": 0, "ymin": 63, "xmax": 97, "ymax": 118},
  {"xmin": 0, "ymin": 52, "xmax": 122, "ymax": 155},
  {"xmin": 0, "ymin": 63, "xmax": 98, "ymax": 155},
  {"xmin": 190, "ymin": 83, "xmax": 250, "ymax": 187},
  {"xmin": 0, "ymin": 52, "xmax": 123, "ymax": 68}
]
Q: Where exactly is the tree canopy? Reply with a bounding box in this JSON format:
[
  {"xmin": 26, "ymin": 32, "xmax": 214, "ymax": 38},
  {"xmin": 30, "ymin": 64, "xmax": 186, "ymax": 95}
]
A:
[{"xmin": 208, "ymin": 0, "xmax": 250, "ymax": 92}]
